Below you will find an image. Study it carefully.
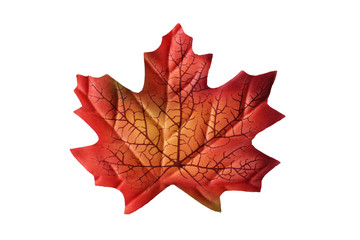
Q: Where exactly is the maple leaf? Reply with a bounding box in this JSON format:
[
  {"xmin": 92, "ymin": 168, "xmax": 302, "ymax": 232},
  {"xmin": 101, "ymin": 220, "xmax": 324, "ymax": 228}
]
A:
[{"xmin": 71, "ymin": 24, "xmax": 284, "ymax": 214}]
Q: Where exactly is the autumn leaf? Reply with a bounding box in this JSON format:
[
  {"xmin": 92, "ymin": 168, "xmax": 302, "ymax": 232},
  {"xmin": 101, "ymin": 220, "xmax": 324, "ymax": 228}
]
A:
[{"xmin": 71, "ymin": 24, "xmax": 284, "ymax": 214}]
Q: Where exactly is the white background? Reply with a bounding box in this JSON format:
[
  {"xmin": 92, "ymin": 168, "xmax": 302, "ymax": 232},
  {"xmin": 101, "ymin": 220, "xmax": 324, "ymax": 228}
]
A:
[{"xmin": 1, "ymin": 0, "xmax": 359, "ymax": 239}]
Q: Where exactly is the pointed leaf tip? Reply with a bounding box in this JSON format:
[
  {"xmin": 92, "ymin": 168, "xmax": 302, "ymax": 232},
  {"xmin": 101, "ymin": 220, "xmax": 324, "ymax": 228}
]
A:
[
  {"xmin": 166, "ymin": 23, "xmax": 190, "ymax": 41},
  {"xmin": 173, "ymin": 23, "xmax": 183, "ymax": 32}
]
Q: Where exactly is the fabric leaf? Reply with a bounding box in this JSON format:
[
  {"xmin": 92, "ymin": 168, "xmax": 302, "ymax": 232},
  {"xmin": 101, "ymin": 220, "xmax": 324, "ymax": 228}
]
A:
[{"xmin": 71, "ymin": 24, "xmax": 284, "ymax": 214}]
